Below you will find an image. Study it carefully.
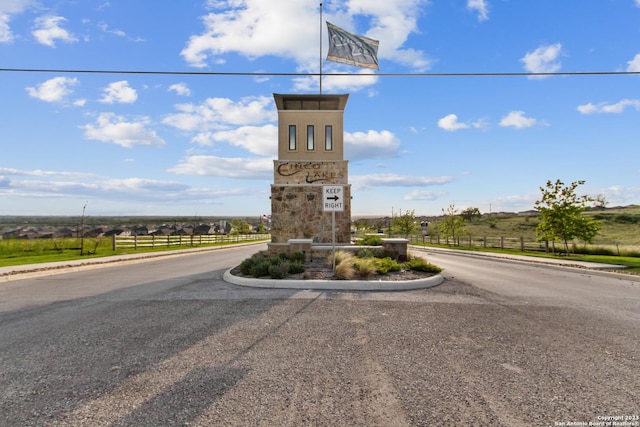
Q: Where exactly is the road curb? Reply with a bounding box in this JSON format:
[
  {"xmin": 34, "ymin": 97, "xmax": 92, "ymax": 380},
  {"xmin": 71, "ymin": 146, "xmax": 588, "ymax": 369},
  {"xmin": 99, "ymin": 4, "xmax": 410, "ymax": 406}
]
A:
[
  {"xmin": 223, "ymin": 268, "xmax": 445, "ymax": 291},
  {"xmin": 0, "ymin": 241, "xmax": 268, "ymax": 283}
]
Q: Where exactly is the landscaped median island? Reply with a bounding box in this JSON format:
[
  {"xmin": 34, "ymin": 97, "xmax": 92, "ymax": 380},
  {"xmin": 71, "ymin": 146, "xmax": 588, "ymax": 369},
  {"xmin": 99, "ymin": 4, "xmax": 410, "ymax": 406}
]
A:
[{"xmin": 225, "ymin": 249, "xmax": 443, "ymax": 290}]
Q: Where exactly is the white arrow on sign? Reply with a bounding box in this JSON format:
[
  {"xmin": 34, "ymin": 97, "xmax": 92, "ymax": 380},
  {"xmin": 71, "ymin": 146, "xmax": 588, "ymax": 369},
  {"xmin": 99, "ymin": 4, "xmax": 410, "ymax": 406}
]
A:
[{"xmin": 323, "ymin": 185, "xmax": 344, "ymax": 212}]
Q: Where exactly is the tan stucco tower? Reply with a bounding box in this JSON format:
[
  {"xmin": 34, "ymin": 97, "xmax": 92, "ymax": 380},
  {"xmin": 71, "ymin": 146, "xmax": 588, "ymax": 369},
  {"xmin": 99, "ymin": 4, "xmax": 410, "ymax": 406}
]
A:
[{"xmin": 269, "ymin": 93, "xmax": 351, "ymax": 249}]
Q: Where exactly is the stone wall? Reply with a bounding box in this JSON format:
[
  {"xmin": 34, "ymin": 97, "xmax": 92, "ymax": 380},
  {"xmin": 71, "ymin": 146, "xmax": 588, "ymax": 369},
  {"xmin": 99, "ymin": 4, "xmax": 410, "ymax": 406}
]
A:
[{"xmin": 270, "ymin": 185, "xmax": 351, "ymax": 244}]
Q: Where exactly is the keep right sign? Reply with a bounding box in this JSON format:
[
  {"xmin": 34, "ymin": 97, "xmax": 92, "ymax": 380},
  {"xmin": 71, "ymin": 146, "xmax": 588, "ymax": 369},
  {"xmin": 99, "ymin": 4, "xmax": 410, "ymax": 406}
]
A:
[{"xmin": 323, "ymin": 186, "xmax": 344, "ymax": 212}]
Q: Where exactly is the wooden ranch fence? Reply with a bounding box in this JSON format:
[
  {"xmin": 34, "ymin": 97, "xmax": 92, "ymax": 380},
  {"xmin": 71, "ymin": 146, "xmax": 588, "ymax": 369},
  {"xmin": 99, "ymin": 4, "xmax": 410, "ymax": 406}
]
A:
[
  {"xmin": 408, "ymin": 235, "xmax": 549, "ymax": 252},
  {"xmin": 113, "ymin": 234, "xmax": 270, "ymax": 250}
]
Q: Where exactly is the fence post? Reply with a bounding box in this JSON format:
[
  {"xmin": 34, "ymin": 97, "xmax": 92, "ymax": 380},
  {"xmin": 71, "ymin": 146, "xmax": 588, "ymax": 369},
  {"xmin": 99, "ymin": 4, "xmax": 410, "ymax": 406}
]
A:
[
  {"xmin": 134, "ymin": 235, "xmax": 138, "ymax": 250},
  {"xmin": 483, "ymin": 237, "xmax": 487, "ymax": 248},
  {"xmin": 500, "ymin": 236, "xmax": 504, "ymax": 249},
  {"xmin": 520, "ymin": 236, "xmax": 524, "ymax": 251},
  {"xmin": 468, "ymin": 235, "xmax": 472, "ymax": 246},
  {"xmin": 112, "ymin": 234, "xmax": 117, "ymax": 251}
]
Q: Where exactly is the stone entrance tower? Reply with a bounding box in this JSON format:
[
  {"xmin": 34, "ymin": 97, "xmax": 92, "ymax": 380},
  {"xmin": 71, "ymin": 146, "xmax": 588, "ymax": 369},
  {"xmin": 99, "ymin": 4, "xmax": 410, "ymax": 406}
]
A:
[{"xmin": 269, "ymin": 93, "xmax": 351, "ymax": 252}]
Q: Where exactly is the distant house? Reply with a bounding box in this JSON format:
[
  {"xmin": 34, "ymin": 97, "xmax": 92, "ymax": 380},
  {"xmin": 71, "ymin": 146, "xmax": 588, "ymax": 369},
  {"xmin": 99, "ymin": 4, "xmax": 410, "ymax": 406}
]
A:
[
  {"xmin": 84, "ymin": 227, "xmax": 104, "ymax": 238},
  {"xmin": 193, "ymin": 224, "xmax": 212, "ymax": 235},
  {"xmin": 2, "ymin": 228, "xmax": 22, "ymax": 240},
  {"xmin": 132, "ymin": 225, "xmax": 149, "ymax": 236},
  {"xmin": 173, "ymin": 227, "xmax": 193, "ymax": 236},
  {"xmin": 103, "ymin": 228, "xmax": 124, "ymax": 237},
  {"xmin": 151, "ymin": 227, "xmax": 172, "ymax": 236}
]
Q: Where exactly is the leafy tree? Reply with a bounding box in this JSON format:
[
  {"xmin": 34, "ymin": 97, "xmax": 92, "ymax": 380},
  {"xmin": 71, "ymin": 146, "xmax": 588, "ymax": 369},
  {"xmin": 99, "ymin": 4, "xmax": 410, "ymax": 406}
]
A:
[
  {"xmin": 239, "ymin": 220, "xmax": 251, "ymax": 234},
  {"xmin": 439, "ymin": 203, "xmax": 466, "ymax": 243},
  {"xmin": 230, "ymin": 219, "xmax": 241, "ymax": 235},
  {"xmin": 594, "ymin": 194, "xmax": 608, "ymax": 210},
  {"xmin": 460, "ymin": 206, "xmax": 482, "ymax": 222},
  {"xmin": 392, "ymin": 209, "xmax": 418, "ymax": 237},
  {"xmin": 534, "ymin": 179, "xmax": 600, "ymax": 253}
]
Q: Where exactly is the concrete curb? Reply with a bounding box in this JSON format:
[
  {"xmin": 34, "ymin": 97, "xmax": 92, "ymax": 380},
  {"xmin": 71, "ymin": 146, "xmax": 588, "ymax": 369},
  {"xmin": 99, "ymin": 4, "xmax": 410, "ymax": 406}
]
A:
[{"xmin": 223, "ymin": 268, "xmax": 445, "ymax": 291}]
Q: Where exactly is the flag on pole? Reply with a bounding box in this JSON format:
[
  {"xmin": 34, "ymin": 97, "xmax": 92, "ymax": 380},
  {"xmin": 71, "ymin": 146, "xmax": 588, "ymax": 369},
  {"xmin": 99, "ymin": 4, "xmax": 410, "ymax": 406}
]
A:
[{"xmin": 326, "ymin": 22, "xmax": 379, "ymax": 70}]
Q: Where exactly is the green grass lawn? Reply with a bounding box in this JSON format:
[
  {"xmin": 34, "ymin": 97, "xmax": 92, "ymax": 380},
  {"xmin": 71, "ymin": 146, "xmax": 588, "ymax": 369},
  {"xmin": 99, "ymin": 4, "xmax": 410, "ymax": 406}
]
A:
[{"xmin": 0, "ymin": 236, "xmax": 270, "ymax": 268}]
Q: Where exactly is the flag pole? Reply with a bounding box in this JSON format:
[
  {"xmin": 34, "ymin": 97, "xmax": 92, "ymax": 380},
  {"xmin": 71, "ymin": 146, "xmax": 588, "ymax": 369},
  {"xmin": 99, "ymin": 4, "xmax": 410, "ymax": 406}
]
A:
[{"xmin": 319, "ymin": 2, "xmax": 323, "ymax": 95}]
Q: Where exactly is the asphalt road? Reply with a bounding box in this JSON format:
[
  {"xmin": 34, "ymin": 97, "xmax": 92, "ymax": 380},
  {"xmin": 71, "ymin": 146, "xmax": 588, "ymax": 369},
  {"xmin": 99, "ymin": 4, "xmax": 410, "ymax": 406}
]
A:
[{"xmin": 1, "ymin": 245, "xmax": 639, "ymax": 426}]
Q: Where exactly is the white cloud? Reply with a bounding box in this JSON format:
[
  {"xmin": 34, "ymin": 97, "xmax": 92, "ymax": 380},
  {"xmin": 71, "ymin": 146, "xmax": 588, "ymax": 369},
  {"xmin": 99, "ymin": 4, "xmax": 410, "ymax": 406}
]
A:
[
  {"xmin": 404, "ymin": 189, "xmax": 447, "ymax": 201},
  {"xmin": 0, "ymin": 14, "xmax": 13, "ymax": 43},
  {"xmin": 350, "ymin": 173, "xmax": 453, "ymax": 190},
  {"xmin": 499, "ymin": 111, "xmax": 538, "ymax": 128},
  {"xmin": 26, "ymin": 76, "xmax": 78, "ymax": 103},
  {"xmin": 627, "ymin": 53, "xmax": 640, "ymax": 72},
  {"xmin": 294, "ymin": 70, "xmax": 380, "ymax": 93},
  {"xmin": 0, "ymin": 168, "xmax": 259, "ymax": 205},
  {"xmin": 100, "ymin": 81, "xmax": 138, "ymax": 104},
  {"xmin": 163, "ymin": 96, "xmax": 276, "ymax": 132},
  {"xmin": 0, "ymin": 0, "xmax": 37, "ymax": 14},
  {"xmin": 169, "ymin": 83, "xmax": 191, "ymax": 96},
  {"xmin": 520, "ymin": 43, "xmax": 562, "ymax": 78},
  {"xmin": 577, "ymin": 99, "xmax": 640, "ymax": 114},
  {"xmin": 437, "ymin": 114, "xmax": 487, "ymax": 131},
  {"xmin": 180, "ymin": 0, "xmax": 431, "ymax": 74},
  {"xmin": 344, "ymin": 130, "xmax": 401, "ymax": 161},
  {"xmin": 1, "ymin": 1, "xmax": 38, "ymax": 43},
  {"xmin": 0, "ymin": 167, "xmax": 95, "ymax": 179},
  {"xmin": 438, "ymin": 114, "xmax": 469, "ymax": 132},
  {"xmin": 637, "ymin": 0, "xmax": 640, "ymax": 7},
  {"xmin": 467, "ymin": 0, "xmax": 489, "ymax": 21},
  {"xmin": 168, "ymin": 155, "xmax": 273, "ymax": 179},
  {"xmin": 98, "ymin": 22, "xmax": 126, "ymax": 37},
  {"xmin": 194, "ymin": 125, "xmax": 278, "ymax": 156},
  {"xmin": 32, "ymin": 15, "xmax": 78, "ymax": 47},
  {"xmin": 82, "ymin": 113, "xmax": 166, "ymax": 148}
]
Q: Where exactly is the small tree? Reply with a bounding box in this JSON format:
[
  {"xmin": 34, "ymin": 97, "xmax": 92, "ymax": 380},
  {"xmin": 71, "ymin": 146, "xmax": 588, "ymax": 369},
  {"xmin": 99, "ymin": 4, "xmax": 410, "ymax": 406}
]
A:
[
  {"xmin": 594, "ymin": 194, "xmax": 608, "ymax": 210},
  {"xmin": 460, "ymin": 206, "xmax": 482, "ymax": 222},
  {"xmin": 392, "ymin": 209, "xmax": 418, "ymax": 237},
  {"xmin": 239, "ymin": 220, "xmax": 251, "ymax": 234},
  {"xmin": 439, "ymin": 203, "xmax": 466, "ymax": 244},
  {"xmin": 534, "ymin": 179, "xmax": 600, "ymax": 254},
  {"xmin": 230, "ymin": 219, "xmax": 241, "ymax": 235}
]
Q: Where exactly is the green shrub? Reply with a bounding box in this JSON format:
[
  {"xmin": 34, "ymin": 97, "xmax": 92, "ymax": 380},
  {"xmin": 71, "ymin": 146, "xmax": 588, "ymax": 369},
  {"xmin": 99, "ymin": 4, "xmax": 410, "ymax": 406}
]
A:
[
  {"xmin": 288, "ymin": 262, "xmax": 306, "ymax": 274},
  {"xmin": 289, "ymin": 251, "xmax": 306, "ymax": 263},
  {"xmin": 249, "ymin": 260, "xmax": 271, "ymax": 277},
  {"xmin": 403, "ymin": 258, "xmax": 442, "ymax": 273},
  {"xmin": 269, "ymin": 262, "xmax": 289, "ymax": 279},
  {"xmin": 374, "ymin": 257, "xmax": 401, "ymax": 274},
  {"xmin": 373, "ymin": 248, "xmax": 396, "ymax": 259},
  {"xmin": 357, "ymin": 235, "xmax": 383, "ymax": 246},
  {"xmin": 357, "ymin": 248, "xmax": 375, "ymax": 258},
  {"xmin": 239, "ymin": 257, "xmax": 257, "ymax": 275},
  {"xmin": 269, "ymin": 255, "xmax": 283, "ymax": 265},
  {"xmin": 614, "ymin": 214, "xmax": 640, "ymax": 224}
]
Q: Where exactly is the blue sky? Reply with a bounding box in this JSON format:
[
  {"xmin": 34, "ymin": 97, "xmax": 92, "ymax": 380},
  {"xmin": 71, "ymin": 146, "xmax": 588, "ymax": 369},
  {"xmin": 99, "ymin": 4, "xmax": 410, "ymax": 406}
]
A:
[{"xmin": 1, "ymin": 0, "xmax": 639, "ymax": 217}]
